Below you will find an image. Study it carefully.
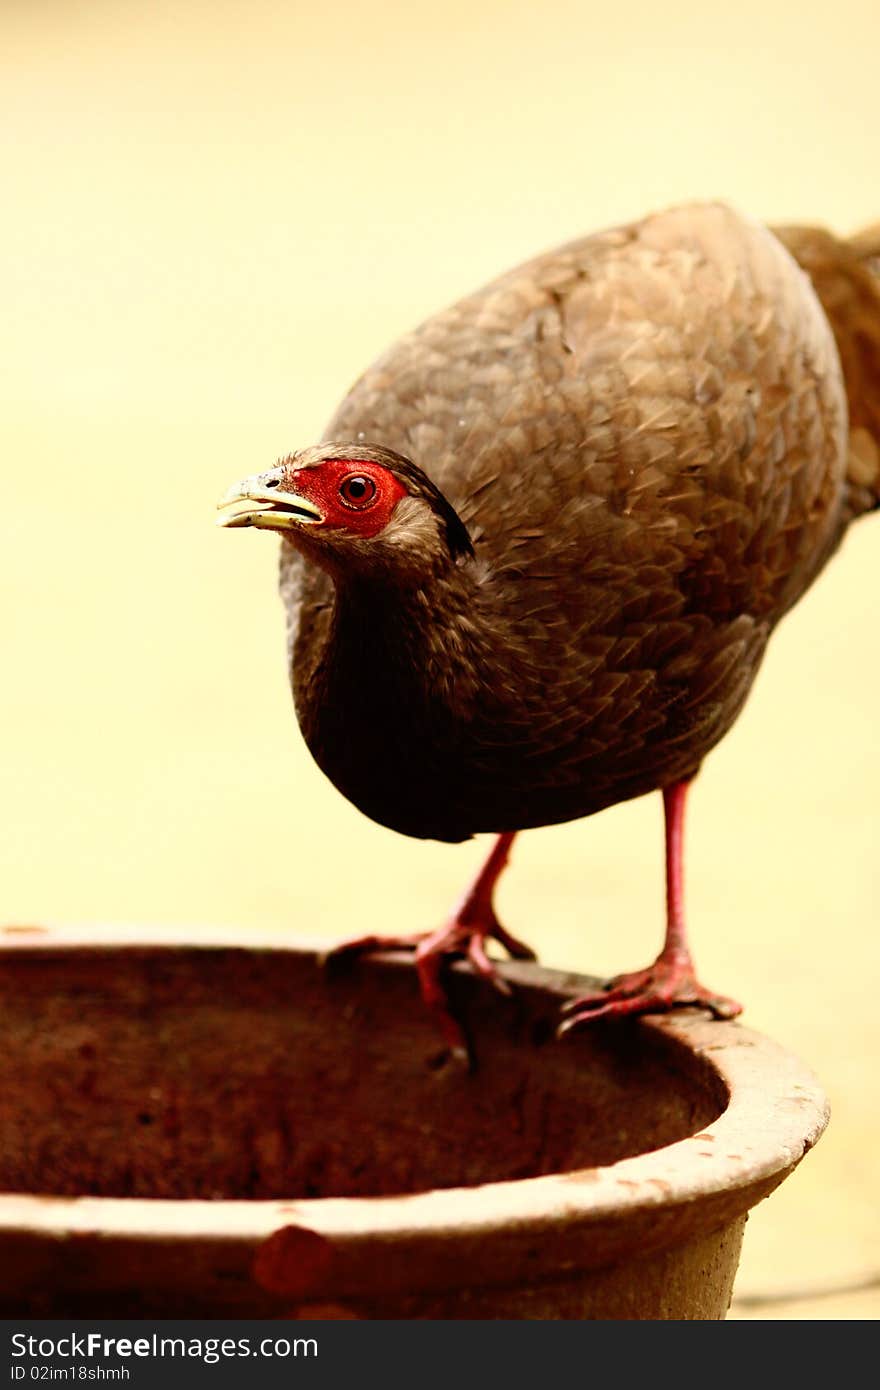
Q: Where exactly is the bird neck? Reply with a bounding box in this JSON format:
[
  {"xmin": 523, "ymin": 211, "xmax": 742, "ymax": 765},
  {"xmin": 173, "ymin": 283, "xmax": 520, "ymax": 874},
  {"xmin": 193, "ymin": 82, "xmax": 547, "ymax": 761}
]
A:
[
  {"xmin": 293, "ymin": 557, "xmax": 516, "ymax": 840},
  {"xmin": 326, "ymin": 558, "xmax": 505, "ymax": 716}
]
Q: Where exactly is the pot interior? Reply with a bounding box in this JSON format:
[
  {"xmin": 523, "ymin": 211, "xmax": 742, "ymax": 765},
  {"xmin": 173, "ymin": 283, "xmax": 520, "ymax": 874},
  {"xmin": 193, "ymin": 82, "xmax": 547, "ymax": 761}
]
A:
[{"xmin": 0, "ymin": 943, "xmax": 726, "ymax": 1199}]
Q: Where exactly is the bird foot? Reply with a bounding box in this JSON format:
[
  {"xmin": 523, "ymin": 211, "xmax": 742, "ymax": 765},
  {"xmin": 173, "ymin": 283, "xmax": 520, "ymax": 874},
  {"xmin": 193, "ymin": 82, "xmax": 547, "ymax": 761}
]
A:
[
  {"xmin": 327, "ymin": 916, "xmax": 536, "ymax": 1056},
  {"xmin": 557, "ymin": 955, "xmax": 742, "ymax": 1036}
]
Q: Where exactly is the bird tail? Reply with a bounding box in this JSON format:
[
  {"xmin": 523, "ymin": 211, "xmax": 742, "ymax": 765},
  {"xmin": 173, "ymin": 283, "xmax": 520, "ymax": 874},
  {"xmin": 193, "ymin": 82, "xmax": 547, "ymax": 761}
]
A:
[
  {"xmin": 849, "ymin": 221, "xmax": 880, "ymax": 267},
  {"xmin": 774, "ymin": 221, "xmax": 880, "ymax": 518}
]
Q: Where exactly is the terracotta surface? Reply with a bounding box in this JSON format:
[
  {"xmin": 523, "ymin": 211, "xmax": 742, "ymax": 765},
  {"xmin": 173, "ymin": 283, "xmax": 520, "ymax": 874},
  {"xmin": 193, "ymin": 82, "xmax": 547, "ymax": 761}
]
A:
[{"xmin": 0, "ymin": 928, "xmax": 827, "ymax": 1318}]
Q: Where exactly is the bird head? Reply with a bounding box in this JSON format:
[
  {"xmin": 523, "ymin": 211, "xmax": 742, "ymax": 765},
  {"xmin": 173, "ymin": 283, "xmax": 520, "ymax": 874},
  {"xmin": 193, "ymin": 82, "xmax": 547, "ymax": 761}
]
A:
[{"xmin": 217, "ymin": 442, "xmax": 473, "ymax": 578}]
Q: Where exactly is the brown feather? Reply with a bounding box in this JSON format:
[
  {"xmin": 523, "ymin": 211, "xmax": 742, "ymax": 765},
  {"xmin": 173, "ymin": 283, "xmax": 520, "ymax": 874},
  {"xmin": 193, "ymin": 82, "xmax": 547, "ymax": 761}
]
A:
[{"xmin": 278, "ymin": 203, "xmax": 874, "ymax": 842}]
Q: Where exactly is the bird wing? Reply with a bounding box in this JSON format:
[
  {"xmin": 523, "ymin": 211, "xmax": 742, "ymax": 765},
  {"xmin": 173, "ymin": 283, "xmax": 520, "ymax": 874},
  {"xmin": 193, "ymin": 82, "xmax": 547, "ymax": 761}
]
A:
[{"xmin": 320, "ymin": 203, "xmax": 847, "ymax": 639}]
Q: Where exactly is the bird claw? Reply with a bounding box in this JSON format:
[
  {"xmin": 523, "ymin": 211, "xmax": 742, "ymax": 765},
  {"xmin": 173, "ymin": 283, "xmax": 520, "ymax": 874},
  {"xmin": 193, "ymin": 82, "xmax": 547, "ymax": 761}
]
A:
[
  {"xmin": 558, "ymin": 960, "xmax": 742, "ymax": 1036},
  {"xmin": 460, "ymin": 932, "xmax": 512, "ymax": 994},
  {"xmin": 322, "ymin": 931, "xmax": 426, "ymax": 961},
  {"xmin": 490, "ymin": 924, "xmax": 538, "ymax": 962},
  {"xmin": 326, "ymin": 917, "xmax": 535, "ymax": 1054}
]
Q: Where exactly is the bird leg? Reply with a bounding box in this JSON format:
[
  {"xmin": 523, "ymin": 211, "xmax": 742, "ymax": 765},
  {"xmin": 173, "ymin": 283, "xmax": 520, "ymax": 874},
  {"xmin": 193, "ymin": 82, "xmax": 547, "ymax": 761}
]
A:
[
  {"xmin": 559, "ymin": 780, "xmax": 742, "ymax": 1035},
  {"xmin": 327, "ymin": 831, "xmax": 535, "ymax": 1053}
]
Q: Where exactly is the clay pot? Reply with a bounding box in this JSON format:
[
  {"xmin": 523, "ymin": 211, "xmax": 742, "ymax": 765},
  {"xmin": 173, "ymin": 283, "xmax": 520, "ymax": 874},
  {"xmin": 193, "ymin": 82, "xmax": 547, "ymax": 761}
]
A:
[{"xmin": 0, "ymin": 927, "xmax": 827, "ymax": 1318}]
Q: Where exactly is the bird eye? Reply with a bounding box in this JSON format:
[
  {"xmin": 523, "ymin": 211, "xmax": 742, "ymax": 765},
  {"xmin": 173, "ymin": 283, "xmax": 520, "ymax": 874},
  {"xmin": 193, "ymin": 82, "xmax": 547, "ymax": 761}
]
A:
[{"xmin": 338, "ymin": 474, "xmax": 378, "ymax": 509}]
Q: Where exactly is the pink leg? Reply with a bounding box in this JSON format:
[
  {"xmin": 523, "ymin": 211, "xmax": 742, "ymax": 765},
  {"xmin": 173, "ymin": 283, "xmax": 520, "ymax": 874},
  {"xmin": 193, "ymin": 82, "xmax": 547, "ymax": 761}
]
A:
[
  {"xmin": 328, "ymin": 832, "xmax": 535, "ymax": 1053},
  {"xmin": 559, "ymin": 779, "xmax": 742, "ymax": 1035}
]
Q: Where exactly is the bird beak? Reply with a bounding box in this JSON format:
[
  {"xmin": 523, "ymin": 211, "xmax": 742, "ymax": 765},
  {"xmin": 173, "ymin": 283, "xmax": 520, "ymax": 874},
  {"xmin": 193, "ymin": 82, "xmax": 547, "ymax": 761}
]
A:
[{"xmin": 216, "ymin": 468, "xmax": 324, "ymax": 531}]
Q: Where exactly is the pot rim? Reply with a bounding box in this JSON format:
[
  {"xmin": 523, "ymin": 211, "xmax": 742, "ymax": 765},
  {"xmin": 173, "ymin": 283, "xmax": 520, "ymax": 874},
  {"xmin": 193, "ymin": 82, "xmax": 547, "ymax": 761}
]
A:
[{"xmin": 0, "ymin": 924, "xmax": 828, "ymax": 1252}]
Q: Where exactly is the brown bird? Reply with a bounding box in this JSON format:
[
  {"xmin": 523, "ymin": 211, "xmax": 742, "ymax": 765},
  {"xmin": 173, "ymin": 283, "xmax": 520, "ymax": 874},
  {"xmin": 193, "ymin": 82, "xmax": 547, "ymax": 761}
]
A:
[{"xmin": 218, "ymin": 203, "xmax": 880, "ymax": 1052}]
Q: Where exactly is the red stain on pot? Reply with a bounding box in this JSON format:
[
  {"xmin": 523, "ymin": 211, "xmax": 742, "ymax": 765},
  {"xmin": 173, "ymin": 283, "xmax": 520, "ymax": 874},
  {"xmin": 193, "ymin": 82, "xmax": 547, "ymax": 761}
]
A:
[{"xmin": 253, "ymin": 1224, "xmax": 336, "ymax": 1297}]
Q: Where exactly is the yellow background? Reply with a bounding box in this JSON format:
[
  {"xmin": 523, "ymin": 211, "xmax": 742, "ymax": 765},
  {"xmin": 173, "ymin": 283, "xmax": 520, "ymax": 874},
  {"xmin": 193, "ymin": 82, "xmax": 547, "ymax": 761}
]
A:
[{"xmin": 3, "ymin": 0, "xmax": 878, "ymax": 1316}]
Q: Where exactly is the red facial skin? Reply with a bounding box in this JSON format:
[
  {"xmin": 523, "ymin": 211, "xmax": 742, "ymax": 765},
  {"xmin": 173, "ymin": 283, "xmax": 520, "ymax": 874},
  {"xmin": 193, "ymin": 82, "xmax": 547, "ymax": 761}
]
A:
[{"xmin": 286, "ymin": 459, "xmax": 407, "ymax": 539}]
